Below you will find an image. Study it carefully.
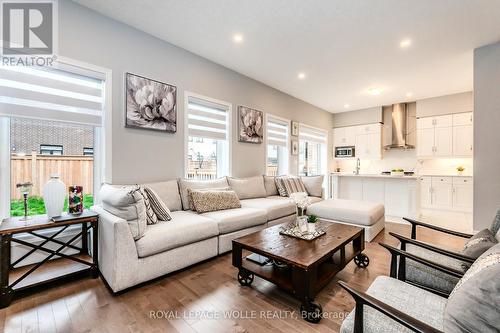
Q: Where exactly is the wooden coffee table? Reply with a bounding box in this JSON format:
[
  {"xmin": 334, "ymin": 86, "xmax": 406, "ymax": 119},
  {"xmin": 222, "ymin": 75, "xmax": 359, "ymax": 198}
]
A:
[{"xmin": 232, "ymin": 221, "xmax": 369, "ymax": 323}]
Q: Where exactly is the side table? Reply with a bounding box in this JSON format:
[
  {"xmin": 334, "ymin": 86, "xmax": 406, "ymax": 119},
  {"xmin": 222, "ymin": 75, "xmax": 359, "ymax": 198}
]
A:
[{"xmin": 0, "ymin": 210, "xmax": 99, "ymax": 308}]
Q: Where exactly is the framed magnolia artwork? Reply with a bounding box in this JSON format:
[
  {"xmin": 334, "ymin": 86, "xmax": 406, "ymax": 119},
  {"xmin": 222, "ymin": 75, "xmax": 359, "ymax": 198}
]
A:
[{"xmin": 238, "ymin": 106, "xmax": 264, "ymax": 143}]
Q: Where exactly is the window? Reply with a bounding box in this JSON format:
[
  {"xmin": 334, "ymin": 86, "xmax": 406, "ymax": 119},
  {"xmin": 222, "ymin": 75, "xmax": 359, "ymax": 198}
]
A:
[
  {"xmin": 0, "ymin": 62, "xmax": 107, "ymax": 218},
  {"xmin": 185, "ymin": 93, "xmax": 230, "ymax": 179},
  {"xmin": 40, "ymin": 144, "xmax": 63, "ymax": 155},
  {"xmin": 266, "ymin": 115, "xmax": 289, "ymax": 176},
  {"xmin": 298, "ymin": 124, "xmax": 328, "ymax": 177}
]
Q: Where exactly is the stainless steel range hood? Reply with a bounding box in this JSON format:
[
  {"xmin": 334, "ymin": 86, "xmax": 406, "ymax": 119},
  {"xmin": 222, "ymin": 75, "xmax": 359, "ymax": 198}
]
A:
[{"xmin": 383, "ymin": 103, "xmax": 415, "ymax": 150}]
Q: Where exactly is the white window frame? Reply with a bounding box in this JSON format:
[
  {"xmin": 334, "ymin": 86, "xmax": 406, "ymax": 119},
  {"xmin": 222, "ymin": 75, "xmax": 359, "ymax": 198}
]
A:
[
  {"xmin": 265, "ymin": 113, "xmax": 290, "ymax": 176},
  {"xmin": 298, "ymin": 123, "xmax": 328, "ymax": 177},
  {"xmin": 0, "ymin": 56, "xmax": 112, "ymax": 219},
  {"xmin": 183, "ymin": 91, "xmax": 232, "ymax": 178}
]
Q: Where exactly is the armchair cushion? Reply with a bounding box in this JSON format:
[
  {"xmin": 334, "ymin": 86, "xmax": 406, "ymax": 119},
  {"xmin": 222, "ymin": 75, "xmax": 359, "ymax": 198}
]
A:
[
  {"xmin": 340, "ymin": 276, "xmax": 446, "ymax": 333},
  {"xmin": 445, "ymin": 243, "xmax": 500, "ymax": 333},
  {"xmin": 405, "ymin": 243, "xmax": 470, "ymax": 294},
  {"xmin": 461, "ymin": 228, "xmax": 498, "ymax": 259}
]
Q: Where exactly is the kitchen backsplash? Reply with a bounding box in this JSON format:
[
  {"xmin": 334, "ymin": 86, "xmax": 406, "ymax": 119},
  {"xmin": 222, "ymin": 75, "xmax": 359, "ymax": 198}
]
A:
[{"xmin": 334, "ymin": 149, "xmax": 473, "ymax": 176}]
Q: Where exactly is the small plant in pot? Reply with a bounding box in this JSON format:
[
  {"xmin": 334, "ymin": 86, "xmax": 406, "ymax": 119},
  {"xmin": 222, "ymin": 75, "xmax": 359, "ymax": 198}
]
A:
[
  {"xmin": 457, "ymin": 166, "xmax": 465, "ymax": 176},
  {"xmin": 307, "ymin": 215, "xmax": 318, "ymax": 233}
]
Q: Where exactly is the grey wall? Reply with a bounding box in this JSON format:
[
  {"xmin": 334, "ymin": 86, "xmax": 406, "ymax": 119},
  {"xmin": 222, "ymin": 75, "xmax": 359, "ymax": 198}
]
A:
[
  {"xmin": 58, "ymin": 1, "xmax": 333, "ymax": 184},
  {"xmin": 332, "ymin": 106, "xmax": 382, "ymax": 128},
  {"xmin": 473, "ymin": 41, "xmax": 500, "ymax": 230},
  {"xmin": 416, "ymin": 92, "xmax": 473, "ymax": 117}
]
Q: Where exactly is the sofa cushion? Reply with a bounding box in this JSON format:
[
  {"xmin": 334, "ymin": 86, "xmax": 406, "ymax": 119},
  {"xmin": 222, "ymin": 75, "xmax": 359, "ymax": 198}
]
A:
[
  {"xmin": 307, "ymin": 199, "xmax": 384, "ymax": 226},
  {"xmin": 135, "ymin": 211, "xmax": 219, "ymax": 258},
  {"xmin": 202, "ymin": 207, "xmax": 267, "ymax": 234},
  {"xmin": 100, "ymin": 184, "xmax": 147, "ymax": 240},
  {"xmin": 462, "ymin": 228, "xmax": 498, "ymax": 258},
  {"xmin": 178, "ymin": 178, "xmax": 229, "ymax": 210},
  {"xmin": 240, "ymin": 196, "xmax": 296, "ymax": 221},
  {"xmin": 340, "ymin": 276, "xmax": 446, "ymax": 333},
  {"xmin": 309, "ymin": 196, "xmax": 323, "ymax": 204},
  {"xmin": 190, "ymin": 190, "xmax": 241, "ymax": 213},
  {"xmin": 445, "ymin": 243, "xmax": 500, "ymax": 333},
  {"xmin": 227, "ymin": 176, "xmax": 267, "ymax": 200},
  {"xmin": 263, "ymin": 176, "xmax": 279, "ymax": 196},
  {"xmin": 143, "ymin": 180, "xmax": 182, "ymax": 212},
  {"xmin": 300, "ymin": 175, "xmax": 324, "ymax": 198}
]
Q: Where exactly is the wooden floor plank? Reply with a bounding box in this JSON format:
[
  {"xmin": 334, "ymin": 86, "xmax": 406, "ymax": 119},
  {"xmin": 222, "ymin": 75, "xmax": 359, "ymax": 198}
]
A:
[{"xmin": 0, "ymin": 223, "xmax": 465, "ymax": 333}]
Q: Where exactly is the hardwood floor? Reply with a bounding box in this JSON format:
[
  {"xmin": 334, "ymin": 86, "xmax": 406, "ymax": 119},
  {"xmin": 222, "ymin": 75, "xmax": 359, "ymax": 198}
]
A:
[{"xmin": 0, "ymin": 223, "xmax": 466, "ymax": 333}]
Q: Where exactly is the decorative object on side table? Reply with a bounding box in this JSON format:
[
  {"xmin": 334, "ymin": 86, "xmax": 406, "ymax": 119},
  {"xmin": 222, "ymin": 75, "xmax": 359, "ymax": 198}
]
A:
[
  {"xmin": 307, "ymin": 214, "xmax": 318, "ymax": 233},
  {"xmin": 16, "ymin": 182, "xmax": 33, "ymax": 221},
  {"xmin": 43, "ymin": 174, "xmax": 66, "ymax": 218},
  {"xmin": 291, "ymin": 121, "xmax": 299, "ymax": 136},
  {"xmin": 279, "ymin": 222, "xmax": 326, "ymax": 241},
  {"xmin": 457, "ymin": 166, "xmax": 465, "ymax": 176},
  {"xmin": 68, "ymin": 186, "xmax": 84, "ymax": 215},
  {"xmin": 238, "ymin": 106, "xmax": 263, "ymax": 143},
  {"xmin": 125, "ymin": 72, "xmax": 177, "ymax": 133}
]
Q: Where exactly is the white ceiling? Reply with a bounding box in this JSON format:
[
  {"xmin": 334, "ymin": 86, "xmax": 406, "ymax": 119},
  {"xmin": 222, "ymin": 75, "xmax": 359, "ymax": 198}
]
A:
[{"xmin": 74, "ymin": 0, "xmax": 500, "ymax": 113}]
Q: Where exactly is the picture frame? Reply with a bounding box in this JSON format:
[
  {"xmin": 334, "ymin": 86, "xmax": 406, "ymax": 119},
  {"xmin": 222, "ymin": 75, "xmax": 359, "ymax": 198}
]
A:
[
  {"xmin": 238, "ymin": 105, "xmax": 264, "ymax": 144},
  {"xmin": 291, "ymin": 140, "xmax": 299, "ymax": 155},
  {"xmin": 125, "ymin": 72, "xmax": 177, "ymax": 133},
  {"xmin": 291, "ymin": 121, "xmax": 299, "ymax": 136}
]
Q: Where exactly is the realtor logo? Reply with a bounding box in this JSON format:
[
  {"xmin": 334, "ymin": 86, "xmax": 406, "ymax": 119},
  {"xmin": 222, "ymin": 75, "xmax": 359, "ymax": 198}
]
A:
[{"xmin": 1, "ymin": 0, "xmax": 55, "ymax": 56}]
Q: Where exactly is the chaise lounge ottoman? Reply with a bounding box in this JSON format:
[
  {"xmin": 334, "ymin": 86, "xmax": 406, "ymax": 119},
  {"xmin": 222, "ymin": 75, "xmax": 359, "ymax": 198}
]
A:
[{"xmin": 307, "ymin": 199, "xmax": 385, "ymax": 242}]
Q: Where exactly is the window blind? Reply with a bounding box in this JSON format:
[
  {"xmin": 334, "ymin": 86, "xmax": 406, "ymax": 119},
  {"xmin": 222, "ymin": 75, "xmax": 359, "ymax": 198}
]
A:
[
  {"xmin": 299, "ymin": 124, "xmax": 327, "ymax": 143},
  {"xmin": 0, "ymin": 64, "xmax": 104, "ymax": 126},
  {"xmin": 267, "ymin": 116, "xmax": 288, "ymax": 147},
  {"xmin": 187, "ymin": 96, "xmax": 229, "ymax": 140}
]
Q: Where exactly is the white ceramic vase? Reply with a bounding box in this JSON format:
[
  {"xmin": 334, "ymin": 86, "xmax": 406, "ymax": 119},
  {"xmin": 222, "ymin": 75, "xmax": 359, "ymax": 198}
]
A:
[
  {"xmin": 307, "ymin": 223, "xmax": 316, "ymax": 233},
  {"xmin": 43, "ymin": 174, "xmax": 66, "ymax": 218}
]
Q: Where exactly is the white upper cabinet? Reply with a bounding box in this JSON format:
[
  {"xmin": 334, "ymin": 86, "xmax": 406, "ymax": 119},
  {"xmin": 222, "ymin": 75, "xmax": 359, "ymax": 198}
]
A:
[
  {"xmin": 333, "ymin": 126, "xmax": 356, "ymax": 147},
  {"xmin": 417, "ymin": 113, "xmax": 473, "ymax": 158},
  {"xmin": 334, "ymin": 123, "xmax": 381, "ymax": 159}
]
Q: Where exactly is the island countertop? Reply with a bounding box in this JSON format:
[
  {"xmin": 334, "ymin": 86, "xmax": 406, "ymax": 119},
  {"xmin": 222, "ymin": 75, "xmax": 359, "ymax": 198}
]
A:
[{"xmin": 330, "ymin": 172, "xmax": 418, "ymax": 180}]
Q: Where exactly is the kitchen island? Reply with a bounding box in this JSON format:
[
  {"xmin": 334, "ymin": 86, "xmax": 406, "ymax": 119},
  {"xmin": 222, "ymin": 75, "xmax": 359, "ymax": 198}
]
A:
[{"xmin": 330, "ymin": 173, "xmax": 419, "ymax": 222}]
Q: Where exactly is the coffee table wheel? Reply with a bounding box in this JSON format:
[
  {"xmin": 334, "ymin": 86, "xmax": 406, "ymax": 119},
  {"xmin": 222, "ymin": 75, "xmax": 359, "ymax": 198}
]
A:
[
  {"xmin": 354, "ymin": 253, "xmax": 370, "ymax": 268},
  {"xmin": 300, "ymin": 301, "xmax": 323, "ymax": 323},
  {"xmin": 237, "ymin": 270, "xmax": 254, "ymax": 286}
]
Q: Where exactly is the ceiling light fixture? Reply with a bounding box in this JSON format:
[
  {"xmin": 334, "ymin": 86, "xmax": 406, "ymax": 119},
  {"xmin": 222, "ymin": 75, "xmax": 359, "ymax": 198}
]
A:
[
  {"xmin": 406, "ymin": 92, "xmax": 413, "ymax": 97},
  {"xmin": 297, "ymin": 72, "xmax": 306, "ymax": 79},
  {"xmin": 233, "ymin": 34, "xmax": 243, "ymax": 43},
  {"xmin": 344, "ymin": 104, "xmax": 350, "ymax": 108},
  {"xmin": 367, "ymin": 87, "xmax": 383, "ymax": 96},
  {"xmin": 400, "ymin": 38, "xmax": 412, "ymax": 48}
]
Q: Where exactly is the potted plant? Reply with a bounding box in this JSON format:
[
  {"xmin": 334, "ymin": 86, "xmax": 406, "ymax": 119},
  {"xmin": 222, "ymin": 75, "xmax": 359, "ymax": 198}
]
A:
[
  {"xmin": 307, "ymin": 214, "xmax": 318, "ymax": 233},
  {"xmin": 391, "ymin": 168, "xmax": 404, "ymax": 176},
  {"xmin": 457, "ymin": 166, "xmax": 465, "ymax": 176}
]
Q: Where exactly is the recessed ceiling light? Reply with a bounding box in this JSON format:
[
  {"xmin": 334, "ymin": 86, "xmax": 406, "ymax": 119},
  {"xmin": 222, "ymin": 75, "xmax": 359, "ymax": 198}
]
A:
[
  {"xmin": 344, "ymin": 104, "xmax": 350, "ymax": 108},
  {"xmin": 400, "ymin": 38, "xmax": 412, "ymax": 48},
  {"xmin": 406, "ymin": 92, "xmax": 413, "ymax": 97},
  {"xmin": 367, "ymin": 87, "xmax": 383, "ymax": 96},
  {"xmin": 297, "ymin": 72, "xmax": 306, "ymax": 79},
  {"xmin": 233, "ymin": 34, "xmax": 243, "ymax": 43}
]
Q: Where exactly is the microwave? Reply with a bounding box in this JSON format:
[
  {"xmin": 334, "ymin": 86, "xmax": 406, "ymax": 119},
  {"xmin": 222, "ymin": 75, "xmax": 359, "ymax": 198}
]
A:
[{"xmin": 335, "ymin": 146, "xmax": 355, "ymax": 158}]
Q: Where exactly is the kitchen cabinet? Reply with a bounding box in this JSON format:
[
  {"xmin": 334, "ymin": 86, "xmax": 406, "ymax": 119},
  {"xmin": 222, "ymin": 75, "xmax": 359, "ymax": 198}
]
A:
[
  {"xmin": 334, "ymin": 123, "xmax": 381, "ymax": 160},
  {"xmin": 362, "ymin": 178, "xmax": 385, "ymax": 203},
  {"xmin": 417, "ymin": 113, "xmax": 472, "ymax": 158},
  {"xmin": 419, "ymin": 176, "xmax": 472, "ymax": 212},
  {"xmin": 338, "ymin": 177, "xmax": 362, "ymax": 200},
  {"xmin": 333, "ymin": 127, "xmax": 356, "ymax": 147}
]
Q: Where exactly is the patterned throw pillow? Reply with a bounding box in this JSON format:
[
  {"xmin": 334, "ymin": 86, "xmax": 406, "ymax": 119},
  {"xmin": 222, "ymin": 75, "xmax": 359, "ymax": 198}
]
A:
[
  {"xmin": 462, "ymin": 229, "xmax": 498, "ymax": 258},
  {"xmin": 489, "ymin": 208, "xmax": 500, "ymax": 236},
  {"xmin": 187, "ymin": 187, "xmax": 231, "ymax": 210},
  {"xmin": 137, "ymin": 186, "xmax": 158, "ymax": 225},
  {"xmin": 275, "ymin": 176, "xmax": 307, "ymax": 197},
  {"xmin": 143, "ymin": 186, "xmax": 172, "ymax": 221},
  {"xmin": 190, "ymin": 190, "xmax": 241, "ymax": 213}
]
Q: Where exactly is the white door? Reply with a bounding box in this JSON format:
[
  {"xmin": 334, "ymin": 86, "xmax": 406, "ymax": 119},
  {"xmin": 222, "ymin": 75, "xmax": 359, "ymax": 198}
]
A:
[
  {"xmin": 453, "ymin": 125, "xmax": 473, "ymax": 157},
  {"xmin": 453, "ymin": 178, "xmax": 473, "ymax": 212},
  {"xmin": 355, "ymin": 133, "xmax": 369, "ymax": 159},
  {"xmin": 452, "ymin": 112, "xmax": 473, "ymax": 126},
  {"xmin": 417, "ymin": 128, "xmax": 435, "ymax": 157},
  {"xmin": 419, "ymin": 177, "xmax": 433, "ymax": 208},
  {"xmin": 432, "ymin": 177, "xmax": 453, "ymax": 209},
  {"xmin": 434, "ymin": 127, "xmax": 453, "ymax": 157}
]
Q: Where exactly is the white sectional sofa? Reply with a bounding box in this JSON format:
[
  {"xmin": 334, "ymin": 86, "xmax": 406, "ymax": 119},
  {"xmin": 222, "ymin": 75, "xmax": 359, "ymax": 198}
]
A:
[
  {"xmin": 94, "ymin": 176, "xmax": 299, "ymax": 292},
  {"xmin": 95, "ymin": 175, "xmax": 385, "ymax": 293}
]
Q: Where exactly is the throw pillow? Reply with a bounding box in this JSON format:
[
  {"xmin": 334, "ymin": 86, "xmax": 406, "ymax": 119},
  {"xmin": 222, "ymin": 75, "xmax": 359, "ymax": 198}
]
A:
[
  {"xmin": 137, "ymin": 186, "xmax": 158, "ymax": 225},
  {"xmin": 276, "ymin": 176, "xmax": 307, "ymax": 197},
  {"xmin": 227, "ymin": 176, "xmax": 267, "ymax": 199},
  {"xmin": 275, "ymin": 176, "xmax": 288, "ymax": 197},
  {"xmin": 462, "ymin": 229, "xmax": 498, "ymax": 258},
  {"xmin": 178, "ymin": 177, "xmax": 229, "ymax": 210},
  {"xmin": 263, "ymin": 175, "xmax": 278, "ymax": 196},
  {"xmin": 489, "ymin": 208, "xmax": 500, "ymax": 237},
  {"xmin": 143, "ymin": 186, "xmax": 172, "ymax": 221},
  {"xmin": 187, "ymin": 187, "xmax": 230, "ymax": 211},
  {"xmin": 190, "ymin": 190, "xmax": 241, "ymax": 213},
  {"xmin": 300, "ymin": 175, "xmax": 324, "ymax": 197},
  {"xmin": 445, "ymin": 243, "xmax": 500, "ymax": 333}
]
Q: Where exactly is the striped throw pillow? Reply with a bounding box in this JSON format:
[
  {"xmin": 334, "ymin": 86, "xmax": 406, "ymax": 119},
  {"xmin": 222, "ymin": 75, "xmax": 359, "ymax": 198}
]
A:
[
  {"xmin": 143, "ymin": 186, "xmax": 172, "ymax": 221},
  {"xmin": 275, "ymin": 177, "xmax": 288, "ymax": 197},
  {"xmin": 275, "ymin": 176, "xmax": 307, "ymax": 197},
  {"xmin": 138, "ymin": 186, "xmax": 158, "ymax": 225}
]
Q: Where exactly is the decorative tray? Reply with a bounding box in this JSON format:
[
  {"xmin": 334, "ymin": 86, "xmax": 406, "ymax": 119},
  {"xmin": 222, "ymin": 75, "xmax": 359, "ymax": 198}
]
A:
[{"xmin": 279, "ymin": 223, "xmax": 326, "ymax": 241}]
